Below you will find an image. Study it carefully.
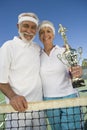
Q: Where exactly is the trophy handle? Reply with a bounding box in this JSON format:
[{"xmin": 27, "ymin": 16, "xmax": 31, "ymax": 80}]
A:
[{"xmin": 78, "ymin": 47, "xmax": 83, "ymax": 62}]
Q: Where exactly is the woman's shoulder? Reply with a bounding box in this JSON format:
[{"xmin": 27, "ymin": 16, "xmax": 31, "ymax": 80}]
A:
[{"xmin": 54, "ymin": 45, "xmax": 65, "ymax": 54}]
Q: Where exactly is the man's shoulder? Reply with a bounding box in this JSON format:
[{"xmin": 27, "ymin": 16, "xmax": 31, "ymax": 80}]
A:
[
  {"xmin": 32, "ymin": 42, "xmax": 41, "ymax": 50},
  {"xmin": 1, "ymin": 39, "xmax": 13, "ymax": 48},
  {"xmin": 1, "ymin": 36, "xmax": 18, "ymax": 49}
]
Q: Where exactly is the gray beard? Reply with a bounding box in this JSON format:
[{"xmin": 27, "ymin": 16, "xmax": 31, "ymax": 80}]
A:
[{"xmin": 18, "ymin": 31, "xmax": 35, "ymax": 43}]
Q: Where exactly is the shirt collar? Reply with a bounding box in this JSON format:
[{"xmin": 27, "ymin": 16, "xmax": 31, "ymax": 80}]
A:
[
  {"xmin": 41, "ymin": 45, "xmax": 65, "ymax": 55},
  {"xmin": 13, "ymin": 36, "xmax": 32, "ymax": 47}
]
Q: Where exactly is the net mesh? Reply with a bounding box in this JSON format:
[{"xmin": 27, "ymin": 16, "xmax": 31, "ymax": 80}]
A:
[{"xmin": 0, "ymin": 96, "xmax": 87, "ymax": 130}]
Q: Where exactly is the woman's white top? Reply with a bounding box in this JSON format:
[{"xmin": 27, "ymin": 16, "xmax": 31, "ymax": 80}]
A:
[
  {"xmin": 40, "ymin": 45, "xmax": 77, "ymax": 97},
  {"xmin": 0, "ymin": 37, "xmax": 43, "ymax": 102}
]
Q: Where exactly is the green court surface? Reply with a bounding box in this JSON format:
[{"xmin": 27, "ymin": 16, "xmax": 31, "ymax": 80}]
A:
[
  {"xmin": 0, "ymin": 91, "xmax": 6, "ymax": 128},
  {"xmin": 78, "ymin": 79, "xmax": 87, "ymax": 97},
  {"xmin": 0, "ymin": 91, "xmax": 5, "ymax": 104}
]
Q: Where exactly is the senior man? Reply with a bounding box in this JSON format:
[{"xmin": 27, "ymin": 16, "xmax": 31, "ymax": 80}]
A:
[{"xmin": 0, "ymin": 12, "xmax": 45, "ymax": 130}]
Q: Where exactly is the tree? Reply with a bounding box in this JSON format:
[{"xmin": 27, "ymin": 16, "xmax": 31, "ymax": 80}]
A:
[{"xmin": 82, "ymin": 59, "xmax": 87, "ymax": 68}]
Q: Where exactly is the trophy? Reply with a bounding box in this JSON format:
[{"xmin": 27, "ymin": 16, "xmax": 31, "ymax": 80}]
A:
[{"xmin": 58, "ymin": 24, "xmax": 85, "ymax": 88}]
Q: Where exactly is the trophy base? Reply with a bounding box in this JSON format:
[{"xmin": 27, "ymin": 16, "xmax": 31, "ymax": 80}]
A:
[{"xmin": 72, "ymin": 78, "xmax": 85, "ymax": 88}]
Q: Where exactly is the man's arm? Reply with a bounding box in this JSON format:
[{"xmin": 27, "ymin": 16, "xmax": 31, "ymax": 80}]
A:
[{"xmin": 0, "ymin": 83, "xmax": 28, "ymax": 112}]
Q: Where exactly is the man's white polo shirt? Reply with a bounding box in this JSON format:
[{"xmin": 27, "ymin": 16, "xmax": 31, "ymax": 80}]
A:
[{"xmin": 0, "ymin": 37, "xmax": 42, "ymax": 102}]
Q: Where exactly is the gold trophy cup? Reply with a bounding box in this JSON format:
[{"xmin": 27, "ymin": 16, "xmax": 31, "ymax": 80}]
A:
[{"xmin": 58, "ymin": 24, "xmax": 85, "ymax": 88}]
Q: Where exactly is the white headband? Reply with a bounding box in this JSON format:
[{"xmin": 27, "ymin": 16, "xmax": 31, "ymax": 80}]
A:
[
  {"xmin": 39, "ymin": 23, "xmax": 55, "ymax": 35},
  {"xmin": 18, "ymin": 16, "xmax": 38, "ymax": 26}
]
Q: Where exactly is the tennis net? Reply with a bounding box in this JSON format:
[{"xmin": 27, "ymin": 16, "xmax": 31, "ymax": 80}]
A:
[{"xmin": 0, "ymin": 96, "xmax": 87, "ymax": 130}]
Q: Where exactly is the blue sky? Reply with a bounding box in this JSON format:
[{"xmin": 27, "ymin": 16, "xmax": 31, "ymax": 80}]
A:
[{"xmin": 0, "ymin": 0, "xmax": 87, "ymax": 60}]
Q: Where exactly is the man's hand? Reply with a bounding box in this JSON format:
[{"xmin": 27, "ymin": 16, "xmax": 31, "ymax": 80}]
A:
[
  {"xmin": 0, "ymin": 83, "xmax": 28, "ymax": 112},
  {"xmin": 10, "ymin": 95, "xmax": 28, "ymax": 112}
]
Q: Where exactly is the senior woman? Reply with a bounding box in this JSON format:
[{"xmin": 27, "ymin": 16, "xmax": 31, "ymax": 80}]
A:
[{"xmin": 38, "ymin": 20, "xmax": 83, "ymax": 130}]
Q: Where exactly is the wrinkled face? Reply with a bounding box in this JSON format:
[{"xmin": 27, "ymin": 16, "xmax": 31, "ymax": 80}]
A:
[
  {"xmin": 39, "ymin": 27, "xmax": 54, "ymax": 46},
  {"xmin": 17, "ymin": 21, "xmax": 37, "ymax": 42}
]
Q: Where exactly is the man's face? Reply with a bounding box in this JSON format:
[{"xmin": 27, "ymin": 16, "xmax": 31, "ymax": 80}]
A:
[{"xmin": 18, "ymin": 21, "xmax": 37, "ymax": 42}]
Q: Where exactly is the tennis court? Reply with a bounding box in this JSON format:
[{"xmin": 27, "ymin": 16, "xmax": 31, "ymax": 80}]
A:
[{"xmin": 0, "ymin": 79, "xmax": 87, "ymax": 130}]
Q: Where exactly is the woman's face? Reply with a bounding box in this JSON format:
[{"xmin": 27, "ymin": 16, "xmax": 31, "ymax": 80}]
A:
[{"xmin": 39, "ymin": 27, "xmax": 54, "ymax": 47}]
